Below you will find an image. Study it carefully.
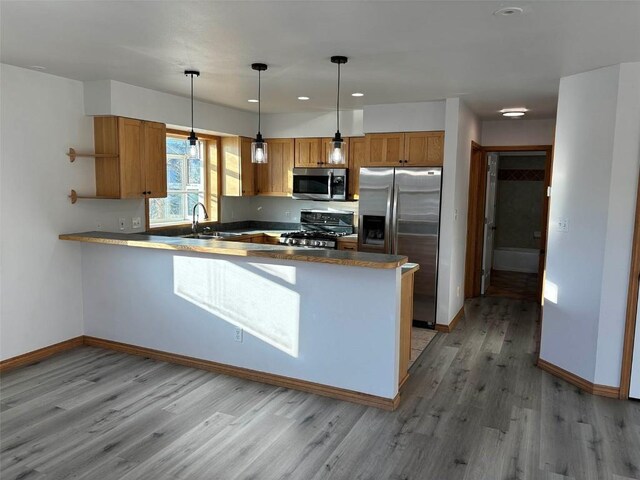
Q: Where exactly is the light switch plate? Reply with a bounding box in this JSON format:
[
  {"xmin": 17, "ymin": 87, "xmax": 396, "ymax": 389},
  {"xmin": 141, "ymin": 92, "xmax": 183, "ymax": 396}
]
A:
[
  {"xmin": 132, "ymin": 217, "xmax": 142, "ymax": 229},
  {"xmin": 118, "ymin": 218, "xmax": 126, "ymax": 231}
]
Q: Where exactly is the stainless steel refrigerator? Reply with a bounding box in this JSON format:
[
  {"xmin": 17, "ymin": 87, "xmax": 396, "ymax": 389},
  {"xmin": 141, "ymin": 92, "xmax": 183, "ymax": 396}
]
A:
[{"xmin": 358, "ymin": 167, "xmax": 442, "ymax": 327}]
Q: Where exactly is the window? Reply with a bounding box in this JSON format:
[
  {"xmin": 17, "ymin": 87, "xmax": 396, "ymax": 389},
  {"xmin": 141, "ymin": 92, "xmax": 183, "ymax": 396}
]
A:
[{"xmin": 149, "ymin": 134, "xmax": 218, "ymax": 227}]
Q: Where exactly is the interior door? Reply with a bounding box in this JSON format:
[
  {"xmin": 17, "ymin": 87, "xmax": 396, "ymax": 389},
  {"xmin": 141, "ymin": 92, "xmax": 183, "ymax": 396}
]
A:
[{"xmin": 481, "ymin": 153, "xmax": 499, "ymax": 294}]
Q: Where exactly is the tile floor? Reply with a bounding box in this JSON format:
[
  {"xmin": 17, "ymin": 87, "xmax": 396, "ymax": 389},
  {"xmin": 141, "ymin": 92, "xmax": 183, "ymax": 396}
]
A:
[{"xmin": 409, "ymin": 327, "xmax": 437, "ymax": 367}]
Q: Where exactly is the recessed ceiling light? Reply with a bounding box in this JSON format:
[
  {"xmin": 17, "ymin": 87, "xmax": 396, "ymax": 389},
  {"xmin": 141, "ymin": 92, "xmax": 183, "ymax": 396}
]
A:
[
  {"xmin": 297, "ymin": 96, "xmax": 310, "ymax": 101},
  {"xmin": 493, "ymin": 6, "xmax": 524, "ymax": 16},
  {"xmin": 500, "ymin": 107, "xmax": 528, "ymax": 118},
  {"xmin": 351, "ymin": 92, "xmax": 364, "ymax": 97},
  {"xmin": 29, "ymin": 65, "xmax": 46, "ymax": 71},
  {"xmin": 248, "ymin": 99, "xmax": 259, "ymax": 103}
]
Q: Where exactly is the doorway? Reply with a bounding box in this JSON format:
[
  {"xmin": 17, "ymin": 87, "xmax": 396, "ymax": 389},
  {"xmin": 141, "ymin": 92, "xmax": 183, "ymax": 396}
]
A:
[{"xmin": 465, "ymin": 144, "xmax": 553, "ymax": 302}]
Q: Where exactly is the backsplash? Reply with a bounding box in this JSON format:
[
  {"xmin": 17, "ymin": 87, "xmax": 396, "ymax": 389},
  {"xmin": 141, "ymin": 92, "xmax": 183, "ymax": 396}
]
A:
[{"xmin": 221, "ymin": 196, "xmax": 359, "ymax": 224}]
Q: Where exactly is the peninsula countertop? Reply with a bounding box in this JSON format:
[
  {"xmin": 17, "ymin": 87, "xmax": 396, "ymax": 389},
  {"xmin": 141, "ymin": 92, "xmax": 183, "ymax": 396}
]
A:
[{"xmin": 59, "ymin": 231, "xmax": 408, "ymax": 269}]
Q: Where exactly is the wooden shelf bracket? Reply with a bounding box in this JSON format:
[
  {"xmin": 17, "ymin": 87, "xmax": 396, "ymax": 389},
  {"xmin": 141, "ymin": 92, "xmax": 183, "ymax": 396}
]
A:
[{"xmin": 67, "ymin": 147, "xmax": 118, "ymax": 163}]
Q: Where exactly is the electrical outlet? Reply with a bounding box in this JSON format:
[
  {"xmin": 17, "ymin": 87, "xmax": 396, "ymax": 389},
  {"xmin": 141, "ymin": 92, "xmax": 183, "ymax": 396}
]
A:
[
  {"xmin": 234, "ymin": 327, "xmax": 243, "ymax": 343},
  {"xmin": 285, "ymin": 211, "xmax": 291, "ymax": 218},
  {"xmin": 118, "ymin": 218, "xmax": 126, "ymax": 231},
  {"xmin": 132, "ymin": 217, "xmax": 141, "ymax": 229},
  {"xmin": 556, "ymin": 218, "xmax": 569, "ymax": 232},
  {"xmin": 96, "ymin": 223, "xmax": 103, "ymax": 231}
]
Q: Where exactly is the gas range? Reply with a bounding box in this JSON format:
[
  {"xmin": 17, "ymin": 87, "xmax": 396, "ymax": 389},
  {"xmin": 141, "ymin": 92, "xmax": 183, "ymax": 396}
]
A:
[{"xmin": 279, "ymin": 209, "xmax": 354, "ymax": 250}]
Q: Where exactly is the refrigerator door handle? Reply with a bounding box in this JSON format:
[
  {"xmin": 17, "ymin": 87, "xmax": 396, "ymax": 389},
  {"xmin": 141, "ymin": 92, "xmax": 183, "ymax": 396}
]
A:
[{"xmin": 391, "ymin": 185, "xmax": 400, "ymax": 255}]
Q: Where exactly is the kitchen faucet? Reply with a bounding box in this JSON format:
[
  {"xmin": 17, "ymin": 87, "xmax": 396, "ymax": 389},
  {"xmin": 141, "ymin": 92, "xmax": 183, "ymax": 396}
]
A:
[{"xmin": 192, "ymin": 202, "xmax": 209, "ymax": 234}]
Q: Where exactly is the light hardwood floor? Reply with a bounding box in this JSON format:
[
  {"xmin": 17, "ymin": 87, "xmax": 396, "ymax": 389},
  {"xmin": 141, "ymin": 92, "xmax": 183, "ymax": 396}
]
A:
[{"xmin": 1, "ymin": 297, "xmax": 639, "ymax": 479}]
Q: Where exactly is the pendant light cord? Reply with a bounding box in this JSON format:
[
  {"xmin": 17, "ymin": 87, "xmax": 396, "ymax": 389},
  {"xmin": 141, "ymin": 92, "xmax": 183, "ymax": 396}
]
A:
[
  {"xmin": 258, "ymin": 70, "xmax": 261, "ymax": 135},
  {"xmin": 336, "ymin": 62, "xmax": 341, "ymax": 134},
  {"xmin": 190, "ymin": 73, "xmax": 194, "ymax": 132}
]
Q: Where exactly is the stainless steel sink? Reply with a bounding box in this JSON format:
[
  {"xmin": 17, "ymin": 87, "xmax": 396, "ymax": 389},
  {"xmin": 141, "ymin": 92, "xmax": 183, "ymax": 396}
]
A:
[{"xmin": 182, "ymin": 232, "xmax": 242, "ymax": 240}]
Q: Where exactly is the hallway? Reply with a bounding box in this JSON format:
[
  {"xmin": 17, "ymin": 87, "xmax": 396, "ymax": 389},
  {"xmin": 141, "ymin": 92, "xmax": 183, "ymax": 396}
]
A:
[{"xmin": 1, "ymin": 297, "xmax": 639, "ymax": 479}]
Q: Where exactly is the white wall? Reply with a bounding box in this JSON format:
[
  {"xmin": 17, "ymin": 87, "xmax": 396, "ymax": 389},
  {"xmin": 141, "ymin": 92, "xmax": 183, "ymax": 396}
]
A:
[
  {"xmin": 481, "ymin": 118, "xmax": 556, "ymax": 146},
  {"xmin": 0, "ymin": 64, "xmax": 145, "ymax": 360},
  {"xmin": 262, "ymin": 110, "xmax": 363, "ymax": 138},
  {"xmin": 437, "ymin": 98, "xmax": 481, "ymax": 327},
  {"xmin": 540, "ymin": 63, "xmax": 640, "ymax": 387},
  {"xmin": 84, "ymin": 80, "xmax": 257, "ymax": 137},
  {"xmin": 81, "ymin": 244, "xmax": 401, "ymax": 398},
  {"xmin": 363, "ymin": 101, "xmax": 446, "ymax": 133},
  {"xmin": 221, "ymin": 196, "xmax": 358, "ymax": 224}
]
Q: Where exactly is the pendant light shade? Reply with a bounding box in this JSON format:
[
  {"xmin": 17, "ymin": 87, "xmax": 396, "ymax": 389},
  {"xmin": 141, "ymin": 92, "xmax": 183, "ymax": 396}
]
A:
[
  {"xmin": 251, "ymin": 63, "xmax": 268, "ymax": 164},
  {"xmin": 185, "ymin": 70, "xmax": 200, "ymax": 159},
  {"xmin": 328, "ymin": 56, "xmax": 348, "ymax": 165}
]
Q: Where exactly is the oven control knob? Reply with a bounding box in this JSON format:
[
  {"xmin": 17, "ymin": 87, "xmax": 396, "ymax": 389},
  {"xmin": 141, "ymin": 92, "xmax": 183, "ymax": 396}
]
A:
[
  {"xmin": 301, "ymin": 239, "xmax": 309, "ymax": 246},
  {"xmin": 287, "ymin": 238, "xmax": 295, "ymax": 245},
  {"xmin": 317, "ymin": 241, "xmax": 326, "ymax": 247}
]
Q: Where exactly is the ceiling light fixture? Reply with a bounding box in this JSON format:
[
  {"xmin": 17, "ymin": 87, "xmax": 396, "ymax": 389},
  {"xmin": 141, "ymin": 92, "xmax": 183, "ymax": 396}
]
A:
[
  {"xmin": 493, "ymin": 6, "xmax": 524, "ymax": 16},
  {"xmin": 328, "ymin": 55, "xmax": 348, "ymax": 165},
  {"xmin": 251, "ymin": 63, "xmax": 268, "ymax": 164},
  {"xmin": 297, "ymin": 96, "xmax": 310, "ymax": 101},
  {"xmin": 248, "ymin": 99, "xmax": 259, "ymax": 103},
  {"xmin": 184, "ymin": 70, "xmax": 200, "ymax": 159},
  {"xmin": 500, "ymin": 107, "xmax": 528, "ymax": 118},
  {"xmin": 351, "ymin": 92, "xmax": 364, "ymax": 97}
]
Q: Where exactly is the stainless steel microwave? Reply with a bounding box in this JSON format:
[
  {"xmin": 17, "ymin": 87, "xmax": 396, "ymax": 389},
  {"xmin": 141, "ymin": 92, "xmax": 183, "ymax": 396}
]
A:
[{"xmin": 292, "ymin": 168, "xmax": 348, "ymax": 201}]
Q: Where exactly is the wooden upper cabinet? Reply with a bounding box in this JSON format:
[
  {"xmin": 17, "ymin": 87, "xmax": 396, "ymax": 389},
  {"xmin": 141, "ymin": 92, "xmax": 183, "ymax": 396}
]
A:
[
  {"xmin": 142, "ymin": 121, "xmax": 167, "ymax": 198},
  {"xmin": 255, "ymin": 138, "xmax": 294, "ymax": 196},
  {"xmin": 404, "ymin": 131, "xmax": 444, "ymax": 166},
  {"xmin": 221, "ymin": 136, "xmax": 255, "ymax": 196},
  {"xmin": 348, "ymin": 137, "xmax": 365, "ymax": 199},
  {"xmin": 364, "ymin": 133, "xmax": 405, "ymax": 166},
  {"xmin": 94, "ymin": 116, "xmax": 167, "ymax": 199},
  {"xmin": 321, "ymin": 137, "xmax": 349, "ymax": 168},
  {"xmin": 294, "ymin": 138, "xmax": 322, "ymax": 168}
]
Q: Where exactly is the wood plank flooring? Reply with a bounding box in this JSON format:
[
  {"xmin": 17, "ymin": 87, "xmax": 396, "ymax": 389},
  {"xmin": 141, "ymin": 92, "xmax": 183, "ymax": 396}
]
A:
[{"xmin": 2, "ymin": 297, "xmax": 639, "ymax": 479}]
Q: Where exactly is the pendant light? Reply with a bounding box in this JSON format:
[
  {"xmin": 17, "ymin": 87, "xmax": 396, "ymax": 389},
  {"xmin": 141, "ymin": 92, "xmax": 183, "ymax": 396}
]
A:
[
  {"xmin": 328, "ymin": 56, "xmax": 348, "ymax": 164},
  {"xmin": 251, "ymin": 63, "xmax": 268, "ymax": 164},
  {"xmin": 184, "ymin": 70, "xmax": 200, "ymax": 159}
]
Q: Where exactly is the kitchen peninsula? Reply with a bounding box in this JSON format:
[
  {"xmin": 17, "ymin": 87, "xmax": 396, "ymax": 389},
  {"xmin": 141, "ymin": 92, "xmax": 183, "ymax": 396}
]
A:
[{"xmin": 60, "ymin": 231, "xmax": 416, "ymax": 410}]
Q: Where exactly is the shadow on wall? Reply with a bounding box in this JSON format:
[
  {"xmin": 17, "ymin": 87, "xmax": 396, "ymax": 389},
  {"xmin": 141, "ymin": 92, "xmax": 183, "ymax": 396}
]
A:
[{"xmin": 173, "ymin": 256, "xmax": 300, "ymax": 357}]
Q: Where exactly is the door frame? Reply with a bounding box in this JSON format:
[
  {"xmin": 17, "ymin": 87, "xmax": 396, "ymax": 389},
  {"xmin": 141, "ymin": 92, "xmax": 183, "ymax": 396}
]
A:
[
  {"xmin": 619, "ymin": 170, "xmax": 640, "ymax": 399},
  {"xmin": 464, "ymin": 144, "xmax": 554, "ymax": 300}
]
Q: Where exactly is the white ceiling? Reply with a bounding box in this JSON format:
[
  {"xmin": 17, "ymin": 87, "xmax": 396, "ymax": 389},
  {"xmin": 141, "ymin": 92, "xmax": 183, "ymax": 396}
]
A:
[{"xmin": 1, "ymin": 1, "xmax": 639, "ymax": 119}]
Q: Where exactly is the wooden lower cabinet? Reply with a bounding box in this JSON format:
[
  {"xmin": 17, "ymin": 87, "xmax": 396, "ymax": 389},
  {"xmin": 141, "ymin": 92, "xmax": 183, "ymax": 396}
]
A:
[
  {"xmin": 399, "ymin": 269, "xmax": 416, "ymax": 387},
  {"xmin": 255, "ymin": 138, "xmax": 294, "ymax": 196},
  {"xmin": 337, "ymin": 237, "xmax": 358, "ymax": 251}
]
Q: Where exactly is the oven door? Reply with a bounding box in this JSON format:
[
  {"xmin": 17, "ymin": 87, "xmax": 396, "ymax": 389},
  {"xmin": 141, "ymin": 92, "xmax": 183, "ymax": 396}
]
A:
[{"xmin": 292, "ymin": 168, "xmax": 347, "ymax": 201}]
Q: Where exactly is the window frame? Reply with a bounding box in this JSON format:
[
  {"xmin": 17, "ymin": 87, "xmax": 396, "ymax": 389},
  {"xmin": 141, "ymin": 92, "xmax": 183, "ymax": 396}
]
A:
[{"xmin": 145, "ymin": 129, "xmax": 221, "ymax": 231}]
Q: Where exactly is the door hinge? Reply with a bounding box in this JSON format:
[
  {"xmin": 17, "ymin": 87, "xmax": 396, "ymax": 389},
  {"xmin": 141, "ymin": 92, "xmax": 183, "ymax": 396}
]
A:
[
  {"xmin": 481, "ymin": 268, "xmax": 485, "ymax": 275},
  {"xmin": 547, "ymin": 186, "xmax": 551, "ymax": 197}
]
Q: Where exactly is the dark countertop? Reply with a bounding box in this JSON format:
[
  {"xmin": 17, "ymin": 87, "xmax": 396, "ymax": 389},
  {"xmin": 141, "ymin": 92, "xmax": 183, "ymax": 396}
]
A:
[{"xmin": 59, "ymin": 231, "xmax": 407, "ymax": 270}]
